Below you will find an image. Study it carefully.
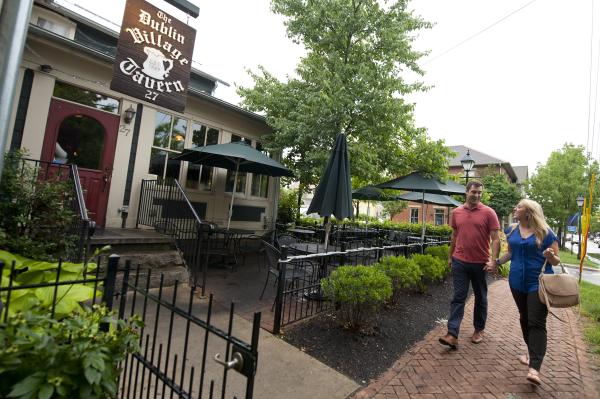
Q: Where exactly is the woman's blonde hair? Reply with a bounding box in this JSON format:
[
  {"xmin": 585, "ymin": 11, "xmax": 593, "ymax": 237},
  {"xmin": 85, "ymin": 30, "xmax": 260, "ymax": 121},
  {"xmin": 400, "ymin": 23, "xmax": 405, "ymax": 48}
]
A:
[{"xmin": 518, "ymin": 198, "xmax": 549, "ymax": 247}]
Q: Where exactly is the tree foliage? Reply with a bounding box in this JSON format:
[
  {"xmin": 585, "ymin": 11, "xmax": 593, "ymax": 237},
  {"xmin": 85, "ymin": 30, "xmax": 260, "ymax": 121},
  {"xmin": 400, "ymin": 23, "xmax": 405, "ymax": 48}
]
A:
[
  {"xmin": 480, "ymin": 171, "xmax": 522, "ymax": 221},
  {"xmin": 239, "ymin": 0, "xmax": 452, "ymax": 206},
  {"xmin": 526, "ymin": 143, "xmax": 600, "ymax": 245}
]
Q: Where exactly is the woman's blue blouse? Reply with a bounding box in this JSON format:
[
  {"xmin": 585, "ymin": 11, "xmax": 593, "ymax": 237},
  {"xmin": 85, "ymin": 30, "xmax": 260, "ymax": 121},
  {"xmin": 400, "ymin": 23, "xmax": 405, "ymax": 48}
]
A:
[{"xmin": 506, "ymin": 226, "xmax": 556, "ymax": 293}]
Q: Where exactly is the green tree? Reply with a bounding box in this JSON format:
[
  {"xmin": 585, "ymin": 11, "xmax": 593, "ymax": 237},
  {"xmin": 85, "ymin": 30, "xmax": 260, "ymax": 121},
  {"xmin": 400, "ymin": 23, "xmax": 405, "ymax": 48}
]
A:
[
  {"xmin": 527, "ymin": 143, "xmax": 600, "ymax": 247},
  {"xmin": 381, "ymin": 200, "xmax": 408, "ymax": 220},
  {"xmin": 481, "ymin": 171, "xmax": 521, "ymax": 221},
  {"xmin": 239, "ymin": 0, "xmax": 451, "ymax": 218}
]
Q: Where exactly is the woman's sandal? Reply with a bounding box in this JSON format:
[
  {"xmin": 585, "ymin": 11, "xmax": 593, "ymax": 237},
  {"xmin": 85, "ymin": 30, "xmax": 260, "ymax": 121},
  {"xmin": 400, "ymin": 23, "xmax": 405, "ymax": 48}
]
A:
[
  {"xmin": 526, "ymin": 368, "xmax": 541, "ymax": 386},
  {"xmin": 518, "ymin": 354, "xmax": 529, "ymax": 366}
]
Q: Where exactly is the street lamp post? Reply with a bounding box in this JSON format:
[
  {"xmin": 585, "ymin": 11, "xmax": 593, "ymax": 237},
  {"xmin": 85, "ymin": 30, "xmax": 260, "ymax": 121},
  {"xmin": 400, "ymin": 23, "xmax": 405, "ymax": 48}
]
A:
[
  {"xmin": 576, "ymin": 194, "xmax": 585, "ymax": 260},
  {"xmin": 460, "ymin": 149, "xmax": 475, "ymax": 185}
]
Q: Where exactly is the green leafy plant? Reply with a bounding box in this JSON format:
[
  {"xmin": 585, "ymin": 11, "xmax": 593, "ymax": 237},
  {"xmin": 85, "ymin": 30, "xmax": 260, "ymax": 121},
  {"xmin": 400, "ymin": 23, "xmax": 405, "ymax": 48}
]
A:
[
  {"xmin": 0, "ymin": 150, "xmax": 77, "ymax": 261},
  {"xmin": 424, "ymin": 245, "xmax": 450, "ymax": 262},
  {"xmin": 278, "ymin": 188, "xmax": 300, "ymax": 224},
  {"xmin": 321, "ymin": 265, "xmax": 392, "ymax": 330},
  {"xmin": 374, "ymin": 256, "xmax": 422, "ymax": 303},
  {"xmin": 498, "ymin": 262, "xmax": 510, "ymax": 278},
  {"xmin": 0, "ymin": 247, "xmax": 108, "ymax": 318},
  {"xmin": 411, "ymin": 254, "xmax": 448, "ymax": 289},
  {"xmin": 0, "ymin": 306, "xmax": 141, "ymax": 399}
]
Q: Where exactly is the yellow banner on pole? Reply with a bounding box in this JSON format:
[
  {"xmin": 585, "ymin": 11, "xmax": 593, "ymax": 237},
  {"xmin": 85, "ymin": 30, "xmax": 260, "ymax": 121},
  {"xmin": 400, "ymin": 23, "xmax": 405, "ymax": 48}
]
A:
[{"xmin": 579, "ymin": 173, "xmax": 595, "ymax": 281}]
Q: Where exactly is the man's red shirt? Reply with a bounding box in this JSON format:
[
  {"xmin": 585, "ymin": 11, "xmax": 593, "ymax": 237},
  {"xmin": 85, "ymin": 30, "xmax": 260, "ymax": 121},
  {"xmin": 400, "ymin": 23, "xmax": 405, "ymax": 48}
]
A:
[{"xmin": 450, "ymin": 203, "xmax": 500, "ymax": 264}]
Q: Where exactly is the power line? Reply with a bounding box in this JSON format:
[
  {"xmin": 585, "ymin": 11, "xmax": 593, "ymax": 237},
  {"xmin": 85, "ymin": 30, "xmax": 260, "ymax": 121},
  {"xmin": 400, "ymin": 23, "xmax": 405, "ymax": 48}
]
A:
[
  {"xmin": 592, "ymin": 21, "xmax": 600, "ymax": 160},
  {"xmin": 587, "ymin": 0, "xmax": 594, "ymax": 155},
  {"xmin": 422, "ymin": 0, "xmax": 538, "ymax": 66}
]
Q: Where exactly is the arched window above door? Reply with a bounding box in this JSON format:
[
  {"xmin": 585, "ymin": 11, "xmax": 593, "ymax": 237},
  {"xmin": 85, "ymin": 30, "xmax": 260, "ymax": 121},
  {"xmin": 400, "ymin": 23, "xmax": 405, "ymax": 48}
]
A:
[{"xmin": 55, "ymin": 115, "xmax": 105, "ymax": 170}]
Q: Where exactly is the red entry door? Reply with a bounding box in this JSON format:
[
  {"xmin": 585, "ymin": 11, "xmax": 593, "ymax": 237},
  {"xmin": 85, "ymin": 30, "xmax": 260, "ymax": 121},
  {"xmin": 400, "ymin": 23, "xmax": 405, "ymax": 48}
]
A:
[{"xmin": 41, "ymin": 98, "xmax": 120, "ymax": 227}]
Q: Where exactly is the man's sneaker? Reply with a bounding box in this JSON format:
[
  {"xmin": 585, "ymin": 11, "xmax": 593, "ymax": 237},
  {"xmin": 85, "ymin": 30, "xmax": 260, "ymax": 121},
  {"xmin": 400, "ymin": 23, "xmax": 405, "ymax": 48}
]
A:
[
  {"xmin": 471, "ymin": 330, "xmax": 484, "ymax": 344},
  {"xmin": 438, "ymin": 333, "xmax": 458, "ymax": 349}
]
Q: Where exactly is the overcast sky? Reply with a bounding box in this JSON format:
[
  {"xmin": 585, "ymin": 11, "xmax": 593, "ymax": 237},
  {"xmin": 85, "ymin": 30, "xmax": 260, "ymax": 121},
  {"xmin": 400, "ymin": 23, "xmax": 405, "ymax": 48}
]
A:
[{"xmin": 58, "ymin": 0, "xmax": 600, "ymax": 174}]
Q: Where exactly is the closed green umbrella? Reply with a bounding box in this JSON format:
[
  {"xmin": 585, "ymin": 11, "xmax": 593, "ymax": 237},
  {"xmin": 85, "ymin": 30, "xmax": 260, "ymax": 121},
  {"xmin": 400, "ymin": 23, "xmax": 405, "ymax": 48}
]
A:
[
  {"xmin": 171, "ymin": 141, "xmax": 293, "ymax": 229},
  {"xmin": 308, "ymin": 134, "xmax": 352, "ymax": 246}
]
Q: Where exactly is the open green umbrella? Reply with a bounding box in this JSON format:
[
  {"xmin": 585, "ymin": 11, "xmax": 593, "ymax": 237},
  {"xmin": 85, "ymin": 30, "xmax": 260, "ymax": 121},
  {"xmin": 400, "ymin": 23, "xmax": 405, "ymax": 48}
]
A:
[
  {"xmin": 171, "ymin": 141, "xmax": 294, "ymax": 229},
  {"xmin": 396, "ymin": 192, "xmax": 462, "ymax": 207},
  {"xmin": 307, "ymin": 134, "xmax": 352, "ymax": 247},
  {"xmin": 352, "ymin": 185, "xmax": 396, "ymax": 221},
  {"xmin": 377, "ymin": 172, "xmax": 465, "ymax": 241},
  {"xmin": 376, "ymin": 172, "xmax": 465, "ymax": 195}
]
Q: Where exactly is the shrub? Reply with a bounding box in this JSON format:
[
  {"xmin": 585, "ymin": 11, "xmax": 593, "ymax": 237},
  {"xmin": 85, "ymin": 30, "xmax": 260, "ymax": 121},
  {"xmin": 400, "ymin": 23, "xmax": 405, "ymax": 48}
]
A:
[
  {"xmin": 374, "ymin": 256, "xmax": 422, "ymax": 303},
  {"xmin": 0, "ymin": 150, "xmax": 77, "ymax": 261},
  {"xmin": 0, "ymin": 306, "xmax": 141, "ymax": 399},
  {"xmin": 425, "ymin": 245, "xmax": 450, "ymax": 262},
  {"xmin": 498, "ymin": 262, "xmax": 510, "ymax": 278},
  {"xmin": 278, "ymin": 188, "xmax": 300, "ymax": 224},
  {"xmin": 321, "ymin": 265, "xmax": 392, "ymax": 330},
  {"xmin": 412, "ymin": 254, "xmax": 447, "ymax": 285}
]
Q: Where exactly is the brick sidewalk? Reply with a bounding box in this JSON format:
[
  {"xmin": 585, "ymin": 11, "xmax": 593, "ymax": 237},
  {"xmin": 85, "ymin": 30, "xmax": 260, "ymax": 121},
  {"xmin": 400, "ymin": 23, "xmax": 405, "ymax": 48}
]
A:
[{"xmin": 353, "ymin": 280, "xmax": 599, "ymax": 399}]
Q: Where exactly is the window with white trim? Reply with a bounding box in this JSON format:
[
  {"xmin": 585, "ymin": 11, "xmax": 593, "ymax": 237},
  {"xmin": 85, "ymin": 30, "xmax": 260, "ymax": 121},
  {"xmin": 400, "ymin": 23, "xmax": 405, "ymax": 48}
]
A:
[
  {"xmin": 185, "ymin": 122, "xmax": 219, "ymax": 191},
  {"xmin": 148, "ymin": 111, "xmax": 186, "ymax": 179},
  {"xmin": 435, "ymin": 209, "xmax": 445, "ymax": 225},
  {"xmin": 225, "ymin": 134, "xmax": 249, "ymax": 194},
  {"xmin": 250, "ymin": 142, "xmax": 270, "ymax": 198},
  {"xmin": 410, "ymin": 208, "xmax": 419, "ymax": 224}
]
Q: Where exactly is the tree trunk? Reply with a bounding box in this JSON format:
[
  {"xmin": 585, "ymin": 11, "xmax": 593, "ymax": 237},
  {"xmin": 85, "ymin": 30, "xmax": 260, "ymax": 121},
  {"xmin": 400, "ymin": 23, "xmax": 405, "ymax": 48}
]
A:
[
  {"xmin": 295, "ymin": 183, "xmax": 304, "ymax": 222},
  {"xmin": 557, "ymin": 224, "xmax": 564, "ymax": 249}
]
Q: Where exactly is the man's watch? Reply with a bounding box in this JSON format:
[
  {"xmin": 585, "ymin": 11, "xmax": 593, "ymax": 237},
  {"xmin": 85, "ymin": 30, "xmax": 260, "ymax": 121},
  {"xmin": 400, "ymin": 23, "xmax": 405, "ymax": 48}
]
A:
[{"xmin": 495, "ymin": 258, "xmax": 501, "ymax": 267}]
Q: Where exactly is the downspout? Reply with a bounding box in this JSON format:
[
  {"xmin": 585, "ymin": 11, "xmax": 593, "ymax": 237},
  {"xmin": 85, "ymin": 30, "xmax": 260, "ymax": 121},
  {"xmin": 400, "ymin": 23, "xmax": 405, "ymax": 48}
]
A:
[{"xmin": 0, "ymin": 1, "xmax": 33, "ymax": 181}]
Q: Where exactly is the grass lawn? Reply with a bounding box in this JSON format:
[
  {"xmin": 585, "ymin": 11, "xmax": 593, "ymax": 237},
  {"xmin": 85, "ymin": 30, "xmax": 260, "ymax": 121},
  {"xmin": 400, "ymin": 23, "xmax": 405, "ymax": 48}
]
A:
[
  {"xmin": 558, "ymin": 250, "xmax": 598, "ymax": 269},
  {"xmin": 585, "ymin": 253, "xmax": 600, "ymax": 269},
  {"xmin": 580, "ymin": 281, "xmax": 600, "ymax": 354}
]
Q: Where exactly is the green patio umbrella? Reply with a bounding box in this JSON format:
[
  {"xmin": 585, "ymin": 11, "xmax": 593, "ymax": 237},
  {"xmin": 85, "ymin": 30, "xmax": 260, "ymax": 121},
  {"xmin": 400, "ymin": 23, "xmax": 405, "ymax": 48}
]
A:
[
  {"xmin": 396, "ymin": 192, "xmax": 462, "ymax": 207},
  {"xmin": 352, "ymin": 185, "xmax": 395, "ymax": 222},
  {"xmin": 172, "ymin": 141, "xmax": 294, "ymax": 229},
  {"xmin": 307, "ymin": 134, "xmax": 352, "ymax": 247},
  {"xmin": 376, "ymin": 172, "xmax": 465, "ymax": 195},
  {"xmin": 376, "ymin": 172, "xmax": 465, "ymax": 241}
]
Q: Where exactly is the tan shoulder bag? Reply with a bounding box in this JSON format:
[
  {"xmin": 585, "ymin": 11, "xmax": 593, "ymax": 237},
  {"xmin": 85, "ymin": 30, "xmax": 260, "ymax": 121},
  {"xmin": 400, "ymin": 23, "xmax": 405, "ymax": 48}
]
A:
[{"xmin": 538, "ymin": 260, "xmax": 580, "ymax": 309}]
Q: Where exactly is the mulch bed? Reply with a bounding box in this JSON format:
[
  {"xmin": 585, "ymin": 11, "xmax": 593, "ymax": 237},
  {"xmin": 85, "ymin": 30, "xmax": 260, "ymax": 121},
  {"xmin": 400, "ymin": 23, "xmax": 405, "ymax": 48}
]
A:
[{"xmin": 282, "ymin": 276, "xmax": 499, "ymax": 385}]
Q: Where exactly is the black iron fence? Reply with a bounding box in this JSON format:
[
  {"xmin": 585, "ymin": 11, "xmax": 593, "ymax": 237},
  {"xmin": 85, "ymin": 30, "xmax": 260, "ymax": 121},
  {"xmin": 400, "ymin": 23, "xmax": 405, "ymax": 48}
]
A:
[
  {"xmin": 0, "ymin": 256, "xmax": 113, "ymax": 321},
  {"xmin": 136, "ymin": 179, "xmax": 213, "ymax": 295},
  {"xmin": 0, "ymin": 255, "xmax": 262, "ymax": 399},
  {"xmin": 272, "ymin": 240, "xmax": 450, "ymax": 334},
  {"xmin": 117, "ymin": 258, "xmax": 261, "ymax": 399}
]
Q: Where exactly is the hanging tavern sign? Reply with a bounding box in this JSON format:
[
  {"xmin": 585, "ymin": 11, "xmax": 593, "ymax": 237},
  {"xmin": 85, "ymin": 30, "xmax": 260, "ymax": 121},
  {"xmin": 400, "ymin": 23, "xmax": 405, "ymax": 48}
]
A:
[{"xmin": 111, "ymin": 0, "xmax": 196, "ymax": 112}]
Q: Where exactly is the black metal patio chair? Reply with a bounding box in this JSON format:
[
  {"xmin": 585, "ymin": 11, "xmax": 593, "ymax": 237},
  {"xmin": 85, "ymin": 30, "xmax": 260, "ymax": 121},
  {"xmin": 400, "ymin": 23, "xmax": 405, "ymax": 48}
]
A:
[{"xmin": 259, "ymin": 241, "xmax": 315, "ymax": 308}]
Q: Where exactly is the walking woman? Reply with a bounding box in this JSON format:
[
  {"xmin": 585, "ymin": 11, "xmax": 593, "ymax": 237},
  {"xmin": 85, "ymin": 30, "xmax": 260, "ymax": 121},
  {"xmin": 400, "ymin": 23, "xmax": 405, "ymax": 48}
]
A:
[{"xmin": 495, "ymin": 199, "xmax": 560, "ymax": 385}]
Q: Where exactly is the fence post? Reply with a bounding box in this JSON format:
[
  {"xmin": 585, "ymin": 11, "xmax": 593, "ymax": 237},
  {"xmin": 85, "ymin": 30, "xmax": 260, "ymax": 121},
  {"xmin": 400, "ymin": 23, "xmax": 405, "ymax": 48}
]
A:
[
  {"xmin": 136, "ymin": 179, "xmax": 145, "ymax": 229},
  {"xmin": 100, "ymin": 255, "xmax": 119, "ymax": 332},
  {"xmin": 340, "ymin": 242, "xmax": 347, "ymax": 266},
  {"xmin": 272, "ymin": 247, "xmax": 288, "ymax": 335},
  {"xmin": 0, "ymin": 261, "xmax": 4, "ymax": 315},
  {"xmin": 117, "ymin": 260, "xmax": 131, "ymax": 320}
]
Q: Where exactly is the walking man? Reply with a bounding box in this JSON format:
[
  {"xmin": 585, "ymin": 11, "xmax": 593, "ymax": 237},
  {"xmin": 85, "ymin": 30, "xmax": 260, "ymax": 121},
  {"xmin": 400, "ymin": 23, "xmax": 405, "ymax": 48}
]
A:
[{"xmin": 439, "ymin": 180, "xmax": 500, "ymax": 349}]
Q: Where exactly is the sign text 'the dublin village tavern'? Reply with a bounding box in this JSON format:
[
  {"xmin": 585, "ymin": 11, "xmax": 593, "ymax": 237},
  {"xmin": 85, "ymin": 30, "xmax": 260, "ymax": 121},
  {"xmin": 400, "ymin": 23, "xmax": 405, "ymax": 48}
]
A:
[{"xmin": 111, "ymin": 0, "xmax": 196, "ymax": 113}]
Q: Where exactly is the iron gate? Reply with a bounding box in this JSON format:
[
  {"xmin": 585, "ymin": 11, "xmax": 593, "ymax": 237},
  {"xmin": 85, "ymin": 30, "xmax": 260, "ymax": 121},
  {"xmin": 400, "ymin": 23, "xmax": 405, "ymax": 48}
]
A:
[
  {"xmin": 0, "ymin": 254, "xmax": 261, "ymax": 399},
  {"xmin": 113, "ymin": 255, "xmax": 261, "ymax": 399}
]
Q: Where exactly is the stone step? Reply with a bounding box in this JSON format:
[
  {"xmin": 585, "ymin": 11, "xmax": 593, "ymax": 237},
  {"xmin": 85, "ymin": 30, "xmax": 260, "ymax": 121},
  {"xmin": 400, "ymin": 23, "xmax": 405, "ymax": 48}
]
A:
[{"xmin": 100, "ymin": 249, "xmax": 190, "ymax": 289}]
